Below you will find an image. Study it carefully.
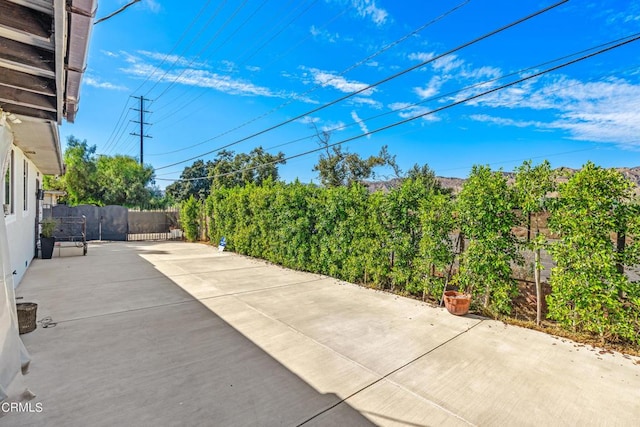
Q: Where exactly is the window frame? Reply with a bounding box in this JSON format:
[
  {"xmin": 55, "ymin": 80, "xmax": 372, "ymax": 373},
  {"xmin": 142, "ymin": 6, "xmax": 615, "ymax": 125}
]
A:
[{"xmin": 4, "ymin": 149, "xmax": 14, "ymax": 215}]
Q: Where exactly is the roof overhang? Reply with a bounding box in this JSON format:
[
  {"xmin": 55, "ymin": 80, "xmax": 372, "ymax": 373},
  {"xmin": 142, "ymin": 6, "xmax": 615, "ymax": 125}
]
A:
[{"xmin": 0, "ymin": 0, "xmax": 96, "ymax": 175}]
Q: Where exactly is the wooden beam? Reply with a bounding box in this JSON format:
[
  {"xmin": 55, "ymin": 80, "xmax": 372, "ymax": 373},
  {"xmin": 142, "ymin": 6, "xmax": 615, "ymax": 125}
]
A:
[
  {"xmin": 0, "ymin": 1, "xmax": 52, "ymax": 39},
  {"xmin": 5, "ymin": 0, "xmax": 53, "ymax": 16},
  {"xmin": 0, "ymin": 36, "xmax": 55, "ymax": 77},
  {"xmin": 0, "ymin": 66, "xmax": 55, "ymax": 96},
  {"xmin": 0, "ymin": 85, "xmax": 56, "ymax": 112},
  {"xmin": 0, "ymin": 102, "xmax": 56, "ymax": 121},
  {"xmin": 0, "ymin": 24, "xmax": 54, "ymax": 51}
]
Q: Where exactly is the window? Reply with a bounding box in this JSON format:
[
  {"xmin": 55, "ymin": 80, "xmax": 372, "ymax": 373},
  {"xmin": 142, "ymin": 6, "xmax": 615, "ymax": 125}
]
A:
[
  {"xmin": 4, "ymin": 150, "xmax": 13, "ymax": 215},
  {"xmin": 23, "ymin": 159, "xmax": 28, "ymax": 211}
]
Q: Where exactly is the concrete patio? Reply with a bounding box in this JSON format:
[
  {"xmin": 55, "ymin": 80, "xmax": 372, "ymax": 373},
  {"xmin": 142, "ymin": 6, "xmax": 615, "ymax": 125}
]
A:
[{"xmin": 4, "ymin": 241, "xmax": 640, "ymax": 426}]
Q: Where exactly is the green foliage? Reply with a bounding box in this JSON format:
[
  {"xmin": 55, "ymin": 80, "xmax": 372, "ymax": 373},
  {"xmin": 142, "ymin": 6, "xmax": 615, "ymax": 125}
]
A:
[
  {"xmin": 418, "ymin": 192, "xmax": 456, "ymax": 301},
  {"xmin": 43, "ymin": 135, "xmax": 156, "ymax": 207},
  {"xmin": 547, "ymin": 162, "xmax": 640, "ymax": 344},
  {"xmin": 47, "ymin": 136, "xmax": 98, "ymax": 205},
  {"xmin": 180, "ymin": 196, "xmax": 201, "ymax": 242},
  {"xmin": 311, "ymin": 123, "xmax": 399, "ymax": 187},
  {"xmin": 166, "ymin": 147, "xmax": 286, "ymax": 203},
  {"xmin": 40, "ymin": 217, "xmax": 57, "ymax": 238},
  {"xmin": 514, "ymin": 160, "xmax": 556, "ymax": 324},
  {"xmin": 384, "ymin": 178, "xmax": 430, "ymax": 292},
  {"xmin": 205, "ymin": 166, "xmax": 453, "ymax": 299},
  {"xmin": 514, "ymin": 160, "xmax": 555, "ymax": 217},
  {"xmin": 165, "ymin": 159, "xmax": 214, "ymax": 202},
  {"xmin": 200, "ymin": 159, "xmax": 640, "ymax": 348},
  {"xmin": 455, "ymin": 165, "xmax": 519, "ymax": 314},
  {"xmin": 95, "ymin": 155, "xmax": 155, "ymax": 207}
]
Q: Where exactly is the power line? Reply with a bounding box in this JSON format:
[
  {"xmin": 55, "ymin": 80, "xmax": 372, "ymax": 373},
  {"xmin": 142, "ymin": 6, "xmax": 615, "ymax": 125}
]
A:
[
  {"xmin": 147, "ymin": 0, "xmax": 472, "ymax": 156},
  {"xmin": 154, "ymin": 0, "xmax": 568, "ymax": 170},
  {"xmin": 237, "ymin": 0, "xmax": 321, "ymax": 68},
  {"xmin": 142, "ymin": 0, "xmax": 230, "ymax": 98},
  {"xmin": 103, "ymin": 1, "xmax": 215, "ymax": 154},
  {"xmin": 149, "ymin": 0, "xmax": 250, "ymax": 101},
  {"xmin": 155, "ymin": 33, "xmax": 640, "ymax": 183},
  {"xmin": 132, "ymin": 0, "xmax": 215, "ymax": 96},
  {"xmin": 154, "ymin": 26, "xmax": 635, "ymax": 167},
  {"xmin": 101, "ymin": 97, "xmax": 132, "ymax": 154},
  {"xmin": 148, "ymin": 0, "xmax": 273, "ymax": 119}
]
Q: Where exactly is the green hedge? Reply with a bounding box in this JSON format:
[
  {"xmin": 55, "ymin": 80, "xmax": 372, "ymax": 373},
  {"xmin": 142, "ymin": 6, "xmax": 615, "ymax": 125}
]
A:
[{"xmin": 199, "ymin": 164, "xmax": 640, "ymax": 347}]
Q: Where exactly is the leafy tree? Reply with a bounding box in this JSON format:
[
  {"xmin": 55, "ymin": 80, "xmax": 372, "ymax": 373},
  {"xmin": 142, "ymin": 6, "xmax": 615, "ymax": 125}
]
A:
[
  {"xmin": 418, "ymin": 192, "xmax": 456, "ymax": 302},
  {"xmin": 43, "ymin": 135, "xmax": 157, "ymax": 207},
  {"xmin": 180, "ymin": 195, "xmax": 201, "ymax": 242},
  {"xmin": 514, "ymin": 160, "xmax": 555, "ymax": 325},
  {"xmin": 165, "ymin": 160, "xmax": 213, "ymax": 202},
  {"xmin": 547, "ymin": 162, "xmax": 640, "ymax": 344},
  {"xmin": 311, "ymin": 124, "xmax": 399, "ymax": 187},
  {"xmin": 95, "ymin": 155, "xmax": 154, "ymax": 207},
  {"xmin": 168, "ymin": 148, "xmax": 286, "ymax": 203},
  {"xmin": 210, "ymin": 147, "xmax": 286, "ymax": 189},
  {"xmin": 44, "ymin": 136, "xmax": 99, "ymax": 205},
  {"xmin": 455, "ymin": 165, "xmax": 520, "ymax": 314},
  {"xmin": 406, "ymin": 163, "xmax": 449, "ymax": 194}
]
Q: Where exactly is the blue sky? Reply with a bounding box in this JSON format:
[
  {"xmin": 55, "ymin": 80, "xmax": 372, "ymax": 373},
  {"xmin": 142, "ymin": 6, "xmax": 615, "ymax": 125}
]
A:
[{"xmin": 60, "ymin": 0, "xmax": 640, "ymax": 187}]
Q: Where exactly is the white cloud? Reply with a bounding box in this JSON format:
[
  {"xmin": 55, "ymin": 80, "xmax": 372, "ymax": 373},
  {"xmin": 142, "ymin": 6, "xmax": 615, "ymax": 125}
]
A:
[
  {"xmin": 414, "ymin": 76, "xmax": 444, "ymax": 99},
  {"xmin": 84, "ymin": 76, "xmax": 128, "ymax": 91},
  {"xmin": 142, "ymin": 0, "xmax": 161, "ymax": 13},
  {"xmin": 322, "ymin": 121, "xmax": 347, "ymax": 133},
  {"xmin": 245, "ymin": 65, "xmax": 261, "ymax": 72},
  {"xmin": 349, "ymin": 96, "xmax": 383, "ymax": 109},
  {"xmin": 388, "ymin": 102, "xmax": 440, "ymax": 122},
  {"xmin": 310, "ymin": 25, "xmax": 339, "ymax": 43},
  {"xmin": 137, "ymin": 50, "xmax": 200, "ymax": 68},
  {"xmin": 101, "ymin": 50, "xmax": 118, "ymax": 58},
  {"xmin": 432, "ymin": 55, "xmax": 465, "ymax": 74},
  {"xmin": 220, "ymin": 60, "xmax": 236, "ymax": 73},
  {"xmin": 351, "ymin": 0, "xmax": 388, "ymax": 26},
  {"xmin": 408, "ymin": 52, "xmax": 435, "ymax": 62},
  {"xmin": 470, "ymin": 114, "xmax": 541, "ymax": 128},
  {"xmin": 462, "ymin": 65, "xmax": 502, "ymax": 80},
  {"xmin": 304, "ymin": 67, "xmax": 373, "ymax": 94},
  {"xmin": 470, "ymin": 77, "xmax": 640, "ymax": 147},
  {"xmin": 299, "ymin": 116, "xmax": 320, "ymax": 125},
  {"xmin": 351, "ymin": 111, "xmax": 370, "ymax": 137},
  {"xmin": 121, "ymin": 63, "xmax": 277, "ymax": 97}
]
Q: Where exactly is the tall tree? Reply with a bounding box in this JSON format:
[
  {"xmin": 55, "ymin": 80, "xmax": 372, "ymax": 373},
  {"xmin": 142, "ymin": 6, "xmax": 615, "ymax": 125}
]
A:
[
  {"xmin": 43, "ymin": 135, "xmax": 157, "ymax": 207},
  {"xmin": 95, "ymin": 155, "xmax": 155, "ymax": 206},
  {"xmin": 211, "ymin": 147, "xmax": 285, "ymax": 189},
  {"xmin": 165, "ymin": 159, "xmax": 213, "ymax": 201},
  {"xmin": 167, "ymin": 147, "xmax": 286, "ymax": 202},
  {"xmin": 455, "ymin": 165, "xmax": 520, "ymax": 314},
  {"xmin": 547, "ymin": 162, "xmax": 640, "ymax": 344},
  {"xmin": 514, "ymin": 160, "xmax": 555, "ymax": 325},
  {"xmin": 52, "ymin": 136, "xmax": 98, "ymax": 204},
  {"xmin": 311, "ymin": 124, "xmax": 399, "ymax": 187}
]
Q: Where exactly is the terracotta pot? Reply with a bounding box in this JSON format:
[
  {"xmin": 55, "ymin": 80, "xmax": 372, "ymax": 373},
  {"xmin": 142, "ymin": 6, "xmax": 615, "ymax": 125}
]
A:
[{"xmin": 443, "ymin": 291, "xmax": 471, "ymax": 316}]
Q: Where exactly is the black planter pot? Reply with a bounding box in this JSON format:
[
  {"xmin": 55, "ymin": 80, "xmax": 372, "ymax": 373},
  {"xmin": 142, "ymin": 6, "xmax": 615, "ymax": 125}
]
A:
[{"xmin": 40, "ymin": 236, "xmax": 55, "ymax": 259}]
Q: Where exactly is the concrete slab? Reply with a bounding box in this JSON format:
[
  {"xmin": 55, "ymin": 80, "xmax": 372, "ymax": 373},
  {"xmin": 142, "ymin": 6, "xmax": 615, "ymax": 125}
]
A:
[
  {"xmin": 6, "ymin": 241, "xmax": 640, "ymax": 426},
  {"xmin": 387, "ymin": 320, "xmax": 640, "ymax": 426}
]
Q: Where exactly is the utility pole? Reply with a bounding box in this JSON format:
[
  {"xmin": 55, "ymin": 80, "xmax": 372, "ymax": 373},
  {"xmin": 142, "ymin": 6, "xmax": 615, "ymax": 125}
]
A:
[{"xmin": 130, "ymin": 95, "xmax": 152, "ymax": 165}]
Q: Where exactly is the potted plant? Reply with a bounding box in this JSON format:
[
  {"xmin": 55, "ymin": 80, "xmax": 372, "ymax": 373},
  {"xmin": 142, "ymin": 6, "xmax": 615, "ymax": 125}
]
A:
[{"xmin": 40, "ymin": 217, "xmax": 57, "ymax": 259}]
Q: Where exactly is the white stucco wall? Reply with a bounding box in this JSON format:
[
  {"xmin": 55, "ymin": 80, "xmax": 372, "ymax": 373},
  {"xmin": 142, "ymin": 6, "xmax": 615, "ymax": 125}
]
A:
[{"xmin": 2, "ymin": 146, "xmax": 41, "ymax": 287}]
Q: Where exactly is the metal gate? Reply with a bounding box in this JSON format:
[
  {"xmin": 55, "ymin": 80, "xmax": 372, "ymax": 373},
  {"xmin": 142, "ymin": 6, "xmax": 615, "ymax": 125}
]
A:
[
  {"xmin": 48, "ymin": 205, "xmax": 181, "ymax": 241},
  {"xmin": 127, "ymin": 207, "xmax": 181, "ymax": 241}
]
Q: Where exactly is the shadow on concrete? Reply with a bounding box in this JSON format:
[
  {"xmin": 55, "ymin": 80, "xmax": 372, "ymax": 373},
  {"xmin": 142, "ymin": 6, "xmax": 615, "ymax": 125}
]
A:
[{"xmin": 8, "ymin": 242, "xmax": 375, "ymax": 426}]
